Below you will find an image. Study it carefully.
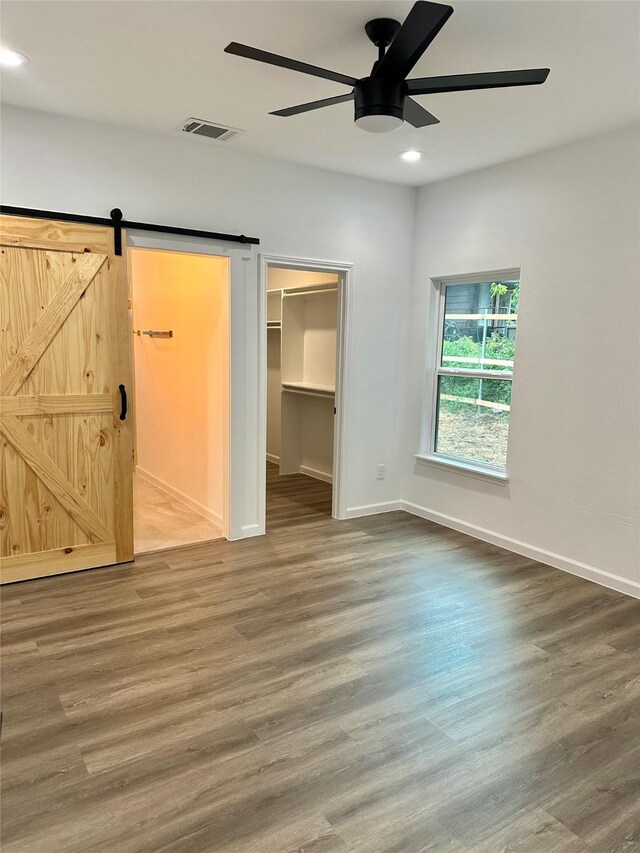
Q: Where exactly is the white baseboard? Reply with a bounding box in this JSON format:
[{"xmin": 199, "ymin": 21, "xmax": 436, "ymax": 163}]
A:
[
  {"xmin": 343, "ymin": 500, "xmax": 403, "ymax": 519},
  {"xmin": 135, "ymin": 467, "xmax": 223, "ymax": 528},
  {"xmin": 300, "ymin": 465, "xmax": 333, "ymax": 484},
  {"xmin": 402, "ymin": 500, "xmax": 640, "ymax": 600},
  {"xmin": 240, "ymin": 523, "xmax": 264, "ymax": 539},
  {"xmin": 266, "ymin": 453, "xmax": 280, "ymax": 465}
]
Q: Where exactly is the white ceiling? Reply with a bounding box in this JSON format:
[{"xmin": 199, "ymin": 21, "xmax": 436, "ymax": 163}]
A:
[{"xmin": 1, "ymin": 1, "xmax": 638, "ymax": 186}]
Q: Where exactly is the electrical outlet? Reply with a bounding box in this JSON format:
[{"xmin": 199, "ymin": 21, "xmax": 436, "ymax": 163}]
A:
[{"xmin": 377, "ymin": 464, "xmax": 385, "ymax": 481}]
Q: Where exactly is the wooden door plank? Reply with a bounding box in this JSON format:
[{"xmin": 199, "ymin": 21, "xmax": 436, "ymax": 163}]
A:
[
  {"xmin": 0, "ymin": 253, "xmax": 107, "ymax": 396},
  {"xmin": 0, "ymin": 541, "xmax": 117, "ymax": 584},
  {"xmin": 1, "ymin": 437, "xmax": 90, "ymax": 556},
  {"xmin": 0, "ymin": 415, "xmax": 112, "ymax": 543},
  {"xmin": 112, "ymin": 245, "xmax": 134, "ymax": 563},
  {"xmin": 0, "ymin": 216, "xmax": 112, "ymax": 254},
  {"xmin": 0, "ymin": 394, "xmax": 112, "ymax": 416}
]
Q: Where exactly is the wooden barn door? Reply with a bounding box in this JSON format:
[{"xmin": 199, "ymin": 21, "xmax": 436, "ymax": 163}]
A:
[{"xmin": 0, "ymin": 215, "xmax": 133, "ymax": 583}]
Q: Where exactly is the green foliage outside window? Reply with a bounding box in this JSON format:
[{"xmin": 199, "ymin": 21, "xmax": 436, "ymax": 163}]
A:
[
  {"xmin": 441, "ymin": 333, "xmax": 514, "ymax": 409},
  {"xmin": 490, "ymin": 280, "xmax": 520, "ymax": 313}
]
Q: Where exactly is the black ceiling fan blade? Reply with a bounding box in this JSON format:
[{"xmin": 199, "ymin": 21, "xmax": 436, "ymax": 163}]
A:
[
  {"xmin": 373, "ymin": 2, "xmax": 453, "ymax": 81},
  {"xmin": 225, "ymin": 42, "xmax": 357, "ymax": 87},
  {"xmin": 407, "ymin": 68, "xmax": 550, "ymax": 95},
  {"xmin": 403, "ymin": 98, "xmax": 440, "ymax": 128},
  {"xmin": 270, "ymin": 93, "xmax": 354, "ymax": 117}
]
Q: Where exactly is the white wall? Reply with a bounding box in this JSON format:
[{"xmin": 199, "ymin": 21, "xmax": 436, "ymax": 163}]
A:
[
  {"xmin": 1, "ymin": 105, "xmax": 416, "ymax": 531},
  {"xmin": 131, "ymin": 249, "xmax": 228, "ymax": 525},
  {"xmin": 403, "ymin": 125, "xmax": 640, "ymax": 593},
  {"xmin": 4, "ymin": 106, "xmax": 638, "ymax": 594}
]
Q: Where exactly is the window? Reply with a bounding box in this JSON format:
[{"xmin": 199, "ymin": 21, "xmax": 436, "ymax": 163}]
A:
[{"xmin": 429, "ymin": 274, "xmax": 519, "ymax": 475}]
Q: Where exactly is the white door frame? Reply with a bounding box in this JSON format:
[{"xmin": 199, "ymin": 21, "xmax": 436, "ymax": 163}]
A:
[
  {"xmin": 258, "ymin": 253, "xmax": 354, "ymax": 525},
  {"xmin": 127, "ymin": 230, "xmax": 257, "ymax": 542}
]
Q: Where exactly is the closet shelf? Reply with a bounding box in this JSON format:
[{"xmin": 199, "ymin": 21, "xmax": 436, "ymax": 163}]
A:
[
  {"xmin": 282, "ymin": 381, "xmax": 335, "ymax": 398},
  {"xmin": 267, "ymin": 322, "xmax": 282, "ymax": 330},
  {"xmin": 283, "ymin": 286, "xmax": 337, "ymax": 298}
]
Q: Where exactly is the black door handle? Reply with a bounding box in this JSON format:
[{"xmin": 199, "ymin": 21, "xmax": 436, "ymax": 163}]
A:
[{"xmin": 118, "ymin": 384, "xmax": 128, "ymax": 421}]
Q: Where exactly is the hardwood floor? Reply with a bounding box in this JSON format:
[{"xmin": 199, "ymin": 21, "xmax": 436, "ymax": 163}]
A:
[
  {"xmin": 265, "ymin": 461, "xmax": 333, "ymax": 531},
  {"xmin": 1, "ymin": 464, "xmax": 638, "ymax": 852}
]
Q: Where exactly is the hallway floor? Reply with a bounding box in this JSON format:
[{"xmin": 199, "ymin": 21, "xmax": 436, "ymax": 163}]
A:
[{"xmin": 134, "ymin": 473, "xmax": 223, "ymax": 553}]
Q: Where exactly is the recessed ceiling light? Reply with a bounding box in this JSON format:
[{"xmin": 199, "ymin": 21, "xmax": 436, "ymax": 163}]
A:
[
  {"xmin": 0, "ymin": 48, "xmax": 29, "ymax": 68},
  {"xmin": 400, "ymin": 150, "xmax": 422, "ymax": 163}
]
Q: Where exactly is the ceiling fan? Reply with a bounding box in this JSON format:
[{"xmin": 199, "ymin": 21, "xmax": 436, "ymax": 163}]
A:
[{"xmin": 225, "ymin": 1, "xmax": 549, "ymax": 133}]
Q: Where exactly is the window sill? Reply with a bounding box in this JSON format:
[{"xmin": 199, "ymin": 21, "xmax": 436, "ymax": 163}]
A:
[{"xmin": 415, "ymin": 453, "xmax": 509, "ymax": 484}]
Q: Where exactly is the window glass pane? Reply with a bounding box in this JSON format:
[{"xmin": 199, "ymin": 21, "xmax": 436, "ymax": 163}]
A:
[
  {"xmin": 435, "ymin": 375, "xmax": 511, "ymax": 467},
  {"xmin": 441, "ymin": 281, "xmax": 518, "ymax": 373}
]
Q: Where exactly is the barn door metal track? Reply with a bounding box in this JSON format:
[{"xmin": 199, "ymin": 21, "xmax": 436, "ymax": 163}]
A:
[{"xmin": 0, "ymin": 205, "xmax": 259, "ymax": 255}]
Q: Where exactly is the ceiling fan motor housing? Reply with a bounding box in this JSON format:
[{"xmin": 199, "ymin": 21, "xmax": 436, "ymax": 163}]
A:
[{"xmin": 354, "ymin": 77, "xmax": 406, "ymax": 125}]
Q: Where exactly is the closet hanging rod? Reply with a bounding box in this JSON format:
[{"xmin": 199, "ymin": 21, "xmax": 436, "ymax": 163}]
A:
[{"xmin": 283, "ymin": 288, "xmax": 338, "ymax": 298}]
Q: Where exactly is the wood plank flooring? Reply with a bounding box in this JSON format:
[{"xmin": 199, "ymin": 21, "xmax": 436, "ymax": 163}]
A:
[{"xmin": 1, "ymin": 464, "xmax": 639, "ymax": 852}]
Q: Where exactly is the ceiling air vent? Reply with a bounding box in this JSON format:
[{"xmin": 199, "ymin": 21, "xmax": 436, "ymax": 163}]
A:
[{"xmin": 179, "ymin": 118, "xmax": 243, "ymax": 142}]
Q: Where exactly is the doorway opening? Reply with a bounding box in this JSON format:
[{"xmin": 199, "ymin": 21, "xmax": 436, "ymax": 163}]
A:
[
  {"xmin": 262, "ymin": 259, "xmax": 351, "ymax": 531},
  {"xmin": 129, "ymin": 247, "xmax": 230, "ymax": 554}
]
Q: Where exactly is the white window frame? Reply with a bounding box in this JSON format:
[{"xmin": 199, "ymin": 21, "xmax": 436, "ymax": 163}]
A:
[{"xmin": 416, "ymin": 269, "xmax": 520, "ymax": 483}]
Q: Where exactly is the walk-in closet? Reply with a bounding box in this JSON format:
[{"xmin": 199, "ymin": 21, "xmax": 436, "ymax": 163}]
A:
[{"xmin": 266, "ymin": 267, "xmax": 339, "ymax": 518}]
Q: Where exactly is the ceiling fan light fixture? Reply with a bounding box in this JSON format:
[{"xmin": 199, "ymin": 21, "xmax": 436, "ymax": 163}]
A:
[
  {"xmin": 353, "ymin": 76, "xmax": 405, "ymax": 133},
  {"xmin": 355, "ymin": 113, "xmax": 403, "ymax": 133}
]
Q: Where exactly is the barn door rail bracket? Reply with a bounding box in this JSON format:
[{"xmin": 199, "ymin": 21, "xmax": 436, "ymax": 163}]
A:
[
  {"xmin": 1, "ymin": 205, "xmax": 260, "ymax": 255},
  {"xmin": 110, "ymin": 208, "xmax": 123, "ymax": 256}
]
